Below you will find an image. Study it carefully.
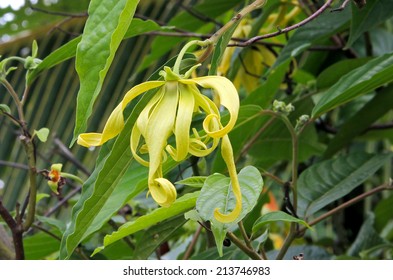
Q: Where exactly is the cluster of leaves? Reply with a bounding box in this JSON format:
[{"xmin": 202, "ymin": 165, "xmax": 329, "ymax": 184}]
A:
[{"xmin": 1, "ymin": 0, "xmax": 393, "ymax": 260}]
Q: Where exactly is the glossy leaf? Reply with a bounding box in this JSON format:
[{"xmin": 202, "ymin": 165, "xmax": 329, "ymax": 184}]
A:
[
  {"xmin": 316, "ymin": 58, "xmax": 371, "ymax": 89},
  {"xmin": 324, "ymin": 85, "xmax": 393, "ymax": 157},
  {"xmin": 132, "ymin": 215, "xmax": 187, "ymax": 259},
  {"xmin": 346, "ymin": 0, "xmax": 393, "ymax": 48},
  {"xmin": 312, "ymin": 52, "xmax": 393, "ymax": 118},
  {"xmin": 252, "ymin": 211, "xmax": 311, "ymax": 234},
  {"xmin": 92, "ymin": 192, "xmax": 199, "ymax": 255},
  {"xmin": 196, "ymin": 166, "xmax": 263, "ymax": 225},
  {"xmin": 208, "ymin": 21, "xmax": 240, "ymax": 75},
  {"xmin": 72, "ymin": 0, "xmax": 140, "ymax": 143},
  {"xmin": 347, "ymin": 213, "xmax": 386, "ymax": 257},
  {"xmin": 176, "ymin": 176, "xmax": 207, "ymax": 188},
  {"xmin": 297, "ymin": 153, "xmax": 392, "ymax": 218}
]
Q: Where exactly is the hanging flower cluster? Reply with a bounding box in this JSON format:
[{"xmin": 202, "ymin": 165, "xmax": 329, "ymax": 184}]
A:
[{"xmin": 78, "ymin": 40, "xmax": 242, "ymax": 223}]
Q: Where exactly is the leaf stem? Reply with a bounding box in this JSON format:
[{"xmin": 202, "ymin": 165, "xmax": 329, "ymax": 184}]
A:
[
  {"xmin": 227, "ymin": 232, "xmax": 263, "ymax": 260},
  {"xmin": 238, "ymin": 221, "xmax": 253, "ymax": 250}
]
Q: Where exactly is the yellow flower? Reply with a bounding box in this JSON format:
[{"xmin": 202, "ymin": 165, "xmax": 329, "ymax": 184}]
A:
[{"xmin": 78, "ymin": 41, "xmax": 242, "ymax": 223}]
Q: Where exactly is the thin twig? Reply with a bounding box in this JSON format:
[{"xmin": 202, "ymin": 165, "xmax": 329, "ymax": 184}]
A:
[
  {"xmin": 29, "ymin": 5, "xmax": 87, "ymax": 18},
  {"xmin": 183, "ymin": 225, "xmax": 203, "ymax": 260},
  {"xmin": 227, "ymin": 232, "xmax": 263, "ymax": 260},
  {"xmin": 180, "ymin": 3, "xmax": 223, "ymax": 27},
  {"xmin": 0, "ymin": 160, "xmax": 29, "ymax": 170},
  {"xmin": 238, "ymin": 221, "xmax": 253, "ymax": 250},
  {"xmin": 305, "ymin": 183, "xmax": 393, "ymax": 229},
  {"xmin": 234, "ymin": 0, "xmax": 335, "ymax": 47},
  {"xmin": 331, "ymin": 0, "xmax": 351, "ymax": 12}
]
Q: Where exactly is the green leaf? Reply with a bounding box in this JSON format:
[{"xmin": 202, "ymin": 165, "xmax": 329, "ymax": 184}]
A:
[
  {"xmin": 346, "ymin": 0, "xmax": 393, "ymax": 48},
  {"xmin": 92, "ymin": 192, "xmax": 199, "ymax": 255},
  {"xmin": 208, "ymin": 21, "xmax": 240, "ymax": 75},
  {"xmin": 0, "ymin": 104, "xmax": 11, "ymax": 114},
  {"xmin": 324, "ymin": 85, "xmax": 393, "ymax": 157},
  {"xmin": 196, "ymin": 166, "xmax": 263, "ymax": 225},
  {"xmin": 176, "ymin": 176, "xmax": 207, "ymax": 188},
  {"xmin": 211, "ymin": 222, "xmax": 227, "ymax": 257},
  {"xmin": 347, "ymin": 213, "xmax": 386, "ymax": 257},
  {"xmin": 36, "ymin": 215, "xmax": 66, "ymax": 232},
  {"xmin": 35, "ymin": 193, "xmax": 50, "ymax": 204},
  {"xmin": 252, "ymin": 211, "xmax": 311, "ymax": 234},
  {"xmin": 316, "ymin": 58, "xmax": 371, "ymax": 89},
  {"xmin": 297, "ymin": 152, "xmax": 392, "ymax": 218},
  {"xmin": 33, "ymin": 127, "xmax": 49, "ymax": 143},
  {"xmin": 312, "ymin": 52, "xmax": 393, "ymax": 118},
  {"xmin": 132, "ymin": 215, "xmax": 187, "ymax": 259},
  {"xmin": 24, "ymin": 232, "xmax": 61, "ymax": 260},
  {"xmin": 72, "ymin": 0, "xmax": 140, "ymax": 144}
]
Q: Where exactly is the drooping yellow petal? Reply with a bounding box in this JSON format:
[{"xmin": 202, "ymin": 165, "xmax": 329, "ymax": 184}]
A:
[
  {"xmin": 144, "ymin": 81, "xmax": 179, "ymax": 207},
  {"xmin": 151, "ymin": 177, "xmax": 177, "ymax": 207},
  {"xmin": 166, "ymin": 83, "xmax": 195, "ymax": 161},
  {"xmin": 183, "ymin": 76, "xmax": 239, "ymax": 138},
  {"xmin": 213, "ymin": 135, "xmax": 242, "ymax": 223},
  {"xmin": 131, "ymin": 87, "xmax": 165, "ymax": 166},
  {"xmin": 77, "ymin": 81, "xmax": 165, "ymax": 147}
]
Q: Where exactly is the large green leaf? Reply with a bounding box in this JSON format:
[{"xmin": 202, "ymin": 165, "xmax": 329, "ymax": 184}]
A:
[
  {"xmin": 132, "ymin": 215, "xmax": 187, "ymax": 259},
  {"xmin": 196, "ymin": 166, "xmax": 263, "ymax": 225},
  {"xmin": 92, "ymin": 192, "xmax": 199, "ymax": 255},
  {"xmin": 72, "ymin": 0, "xmax": 140, "ymax": 143},
  {"xmin": 312, "ymin": 52, "xmax": 393, "ymax": 118},
  {"xmin": 324, "ymin": 85, "xmax": 393, "ymax": 157},
  {"xmin": 252, "ymin": 211, "xmax": 311, "ymax": 234},
  {"xmin": 347, "ymin": 213, "xmax": 386, "ymax": 257},
  {"xmin": 346, "ymin": 0, "xmax": 393, "ymax": 48},
  {"xmin": 297, "ymin": 153, "xmax": 392, "ymax": 218},
  {"xmin": 316, "ymin": 58, "xmax": 371, "ymax": 89},
  {"xmin": 24, "ymin": 231, "xmax": 61, "ymax": 260}
]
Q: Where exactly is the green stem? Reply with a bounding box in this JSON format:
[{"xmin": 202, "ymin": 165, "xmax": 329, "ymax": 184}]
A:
[
  {"xmin": 173, "ymin": 40, "xmax": 209, "ymax": 74},
  {"xmin": 209, "ymin": 0, "xmax": 267, "ymax": 44},
  {"xmin": 0, "ymin": 79, "xmax": 25, "ymax": 125},
  {"xmin": 238, "ymin": 221, "xmax": 253, "ymax": 249},
  {"xmin": 227, "ymin": 232, "xmax": 263, "ymax": 260},
  {"xmin": 22, "ymin": 137, "xmax": 37, "ymax": 231}
]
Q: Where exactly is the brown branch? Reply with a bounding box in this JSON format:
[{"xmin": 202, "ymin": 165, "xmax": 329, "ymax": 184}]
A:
[
  {"xmin": 0, "ymin": 201, "xmax": 24, "ymax": 259},
  {"xmin": 0, "ymin": 160, "xmax": 29, "ymax": 170},
  {"xmin": 227, "ymin": 232, "xmax": 263, "ymax": 260},
  {"xmin": 305, "ymin": 183, "xmax": 393, "ymax": 229},
  {"xmin": 183, "ymin": 225, "xmax": 203, "ymax": 260},
  {"xmin": 233, "ymin": 0, "xmax": 335, "ymax": 47},
  {"xmin": 180, "ymin": 3, "xmax": 223, "ymax": 27}
]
